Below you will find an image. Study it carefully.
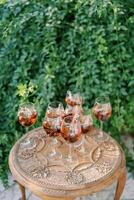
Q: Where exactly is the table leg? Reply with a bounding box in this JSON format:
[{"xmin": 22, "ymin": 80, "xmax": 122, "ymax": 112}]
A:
[
  {"xmin": 18, "ymin": 182, "xmax": 26, "ymax": 200},
  {"xmin": 114, "ymin": 168, "xmax": 126, "ymax": 200}
]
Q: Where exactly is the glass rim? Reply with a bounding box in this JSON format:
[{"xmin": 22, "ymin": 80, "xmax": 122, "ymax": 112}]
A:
[
  {"xmin": 18, "ymin": 102, "xmax": 35, "ymax": 108},
  {"xmin": 48, "ymin": 101, "xmax": 63, "ymax": 108},
  {"xmin": 95, "ymin": 96, "xmax": 110, "ymax": 104},
  {"xmin": 66, "ymin": 90, "xmax": 82, "ymax": 97},
  {"xmin": 63, "ymin": 115, "xmax": 73, "ymax": 124}
]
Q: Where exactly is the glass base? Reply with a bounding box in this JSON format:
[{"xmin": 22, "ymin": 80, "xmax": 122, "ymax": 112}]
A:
[
  {"xmin": 76, "ymin": 135, "xmax": 90, "ymax": 156},
  {"xmin": 66, "ymin": 155, "xmax": 77, "ymax": 163},
  {"xmin": 93, "ymin": 130, "xmax": 108, "ymax": 143},
  {"xmin": 73, "ymin": 137, "xmax": 83, "ymax": 148},
  {"xmin": 79, "ymin": 147, "xmax": 89, "ymax": 157},
  {"xmin": 47, "ymin": 150, "xmax": 62, "ymax": 160},
  {"xmin": 20, "ymin": 138, "xmax": 36, "ymax": 150},
  {"xmin": 63, "ymin": 153, "xmax": 79, "ymax": 167}
]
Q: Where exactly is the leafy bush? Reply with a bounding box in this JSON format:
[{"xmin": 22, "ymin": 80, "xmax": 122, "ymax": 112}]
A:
[{"xmin": 0, "ymin": 0, "xmax": 134, "ymax": 184}]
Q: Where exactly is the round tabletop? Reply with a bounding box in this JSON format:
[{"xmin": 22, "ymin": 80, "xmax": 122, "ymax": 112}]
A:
[{"xmin": 9, "ymin": 127, "xmax": 126, "ymax": 200}]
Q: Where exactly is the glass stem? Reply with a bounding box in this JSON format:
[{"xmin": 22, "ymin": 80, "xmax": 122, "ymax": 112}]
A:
[
  {"xmin": 100, "ymin": 121, "xmax": 103, "ymax": 137},
  {"xmin": 81, "ymin": 135, "xmax": 85, "ymax": 153},
  {"xmin": 52, "ymin": 147, "xmax": 56, "ymax": 155},
  {"xmin": 68, "ymin": 143, "xmax": 72, "ymax": 161},
  {"xmin": 52, "ymin": 138, "xmax": 58, "ymax": 145},
  {"xmin": 51, "ymin": 138, "xmax": 57, "ymax": 155}
]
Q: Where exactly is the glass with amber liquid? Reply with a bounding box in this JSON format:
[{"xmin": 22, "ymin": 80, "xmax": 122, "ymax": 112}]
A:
[
  {"xmin": 43, "ymin": 101, "xmax": 64, "ymax": 159},
  {"xmin": 93, "ymin": 96, "xmax": 112, "ymax": 141},
  {"xmin": 80, "ymin": 114, "xmax": 93, "ymax": 154},
  {"xmin": 65, "ymin": 91, "xmax": 83, "ymax": 106},
  {"xmin": 61, "ymin": 115, "xmax": 82, "ymax": 163},
  {"xmin": 18, "ymin": 103, "xmax": 37, "ymax": 129},
  {"xmin": 65, "ymin": 91, "xmax": 83, "ymax": 117},
  {"xmin": 17, "ymin": 103, "xmax": 38, "ymax": 148}
]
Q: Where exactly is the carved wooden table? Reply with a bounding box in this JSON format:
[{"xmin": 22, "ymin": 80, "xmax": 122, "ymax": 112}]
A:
[{"xmin": 9, "ymin": 127, "xmax": 126, "ymax": 200}]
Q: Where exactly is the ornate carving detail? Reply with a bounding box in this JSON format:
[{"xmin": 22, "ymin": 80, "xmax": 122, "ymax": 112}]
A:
[
  {"xmin": 19, "ymin": 148, "xmax": 36, "ymax": 160},
  {"xmin": 30, "ymin": 166, "xmax": 50, "ymax": 179},
  {"xmin": 92, "ymin": 147, "xmax": 101, "ymax": 162},
  {"xmin": 95, "ymin": 161, "xmax": 111, "ymax": 174},
  {"xmin": 10, "ymin": 127, "xmax": 123, "ymax": 197},
  {"xmin": 19, "ymin": 136, "xmax": 45, "ymax": 160},
  {"xmin": 65, "ymin": 171, "xmax": 84, "ymax": 184},
  {"xmin": 36, "ymin": 131, "xmax": 47, "ymax": 139},
  {"xmin": 101, "ymin": 141, "xmax": 116, "ymax": 151},
  {"xmin": 43, "ymin": 188, "xmax": 67, "ymax": 195}
]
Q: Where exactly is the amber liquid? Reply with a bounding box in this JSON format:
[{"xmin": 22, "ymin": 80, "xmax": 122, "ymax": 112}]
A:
[
  {"xmin": 82, "ymin": 125, "xmax": 92, "ymax": 134},
  {"xmin": 46, "ymin": 111, "xmax": 63, "ymax": 125},
  {"xmin": 43, "ymin": 117, "xmax": 61, "ymax": 137},
  {"xmin": 62, "ymin": 113, "xmax": 73, "ymax": 123},
  {"xmin": 67, "ymin": 130, "xmax": 81, "ymax": 143},
  {"xmin": 46, "ymin": 111, "xmax": 60, "ymax": 118},
  {"xmin": 61, "ymin": 128, "xmax": 81, "ymax": 143},
  {"xmin": 61, "ymin": 116, "xmax": 71, "ymax": 138},
  {"xmin": 93, "ymin": 104, "xmax": 112, "ymax": 121},
  {"xmin": 65, "ymin": 97, "xmax": 77, "ymax": 106},
  {"xmin": 18, "ymin": 112, "xmax": 37, "ymax": 127},
  {"xmin": 61, "ymin": 117, "xmax": 81, "ymax": 143},
  {"xmin": 65, "ymin": 97, "xmax": 82, "ymax": 106}
]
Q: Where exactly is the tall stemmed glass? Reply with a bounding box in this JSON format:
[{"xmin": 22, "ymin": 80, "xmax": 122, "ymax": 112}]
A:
[
  {"xmin": 92, "ymin": 96, "xmax": 112, "ymax": 141},
  {"xmin": 17, "ymin": 103, "xmax": 38, "ymax": 148},
  {"xmin": 61, "ymin": 115, "xmax": 82, "ymax": 164},
  {"xmin": 61, "ymin": 115, "xmax": 84, "ymax": 185},
  {"xmin": 43, "ymin": 101, "xmax": 64, "ymax": 159},
  {"xmin": 80, "ymin": 114, "xmax": 93, "ymax": 154}
]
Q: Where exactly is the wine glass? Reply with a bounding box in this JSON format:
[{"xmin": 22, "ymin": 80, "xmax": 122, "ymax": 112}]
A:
[
  {"xmin": 65, "ymin": 91, "xmax": 83, "ymax": 106},
  {"xmin": 46, "ymin": 101, "xmax": 64, "ymax": 119},
  {"xmin": 92, "ymin": 96, "xmax": 112, "ymax": 141},
  {"xmin": 17, "ymin": 103, "xmax": 38, "ymax": 148},
  {"xmin": 80, "ymin": 114, "xmax": 93, "ymax": 154},
  {"xmin": 61, "ymin": 116, "xmax": 84, "ymax": 185},
  {"xmin": 61, "ymin": 115, "xmax": 82, "ymax": 164},
  {"xmin": 18, "ymin": 103, "xmax": 37, "ymax": 130},
  {"xmin": 65, "ymin": 104, "xmax": 83, "ymax": 119},
  {"xmin": 43, "ymin": 101, "xmax": 64, "ymax": 159},
  {"xmin": 65, "ymin": 104, "xmax": 74, "ymax": 117}
]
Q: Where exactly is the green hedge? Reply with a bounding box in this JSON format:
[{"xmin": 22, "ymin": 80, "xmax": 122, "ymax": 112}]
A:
[{"xmin": 0, "ymin": 0, "xmax": 134, "ymax": 185}]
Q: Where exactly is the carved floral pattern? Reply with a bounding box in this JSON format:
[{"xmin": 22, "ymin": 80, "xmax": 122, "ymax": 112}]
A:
[
  {"xmin": 19, "ymin": 148, "xmax": 36, "ymax": 160},
  {"xmin": 95, "ymin": 161, "xmax": 111, "ymax": 174},
  {"xmin": 92, "ymin": 147, "xmax": 101, "ymax": 162},
  {"xmin": 31, "ymin": 166, "xmax": 50, "ymax": 179},
  {"xmin": 19, "ymin": 136, "xmax": 45, "ymax": 160},
  {"xmin": 12, "ymin": 127, "xmax": 122, "ymax": 191},
  {"xmin": 65, "ymin": 171, "xmax": 84, "ymax": 184},
  {"xmin": 101, "ymin": 141, "xmax": 116, "ymax": 151}
]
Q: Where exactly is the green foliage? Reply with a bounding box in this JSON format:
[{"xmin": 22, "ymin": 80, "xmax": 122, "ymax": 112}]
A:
[{"xmin": 0, "ymin": 0, "xmax": 134, "ymax": 184}]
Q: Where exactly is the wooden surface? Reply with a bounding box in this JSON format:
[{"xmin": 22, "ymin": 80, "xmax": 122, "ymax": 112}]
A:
[{"xmin": 9, "ymin": 127, "xmax": 126, "ymax": 200}]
